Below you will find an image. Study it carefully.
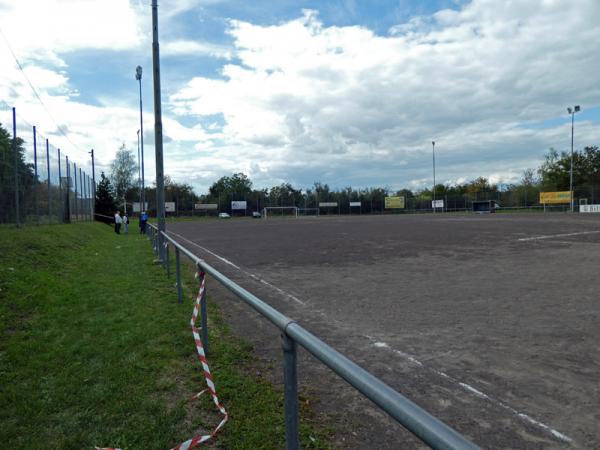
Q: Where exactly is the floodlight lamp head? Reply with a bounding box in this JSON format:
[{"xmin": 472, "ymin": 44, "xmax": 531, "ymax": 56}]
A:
[
  {"xmin": 135, "ymin": 65, "xmax": 142, "ymax": 80},
  {"xmin": 432, "ymin": 141, "xmax": 435, "ymax": 146},
  {"xmin": 574, "ymin": 105, "xmax": 580, "ymax": 112},
  {"xmin": 567, "ymin": 107, "xmax": 572, "ymax": 114}
]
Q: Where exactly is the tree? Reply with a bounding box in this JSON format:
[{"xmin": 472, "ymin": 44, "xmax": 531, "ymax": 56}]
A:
[
  {"xmin": 95, "ymin": 171, "xmax": 117, "ymax": 216},
  {"xmin": 208, "ymin": 173, "xmax": 253, "ymax": 199},
  {"xmin": 0, "ymin": 123, "xmax": 35, "ymax": 223},
  {"xmin": 110, "ymin": 144, "xmax": 137, "ymax": 210}
]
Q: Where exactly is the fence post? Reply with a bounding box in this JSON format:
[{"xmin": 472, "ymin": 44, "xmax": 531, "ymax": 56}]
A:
[
  {"xmin": 175, "ymin": 247, "xmax": 183, "ymax": 304},
  {"xmin": 12, "ymin": 108, "xmax": 20, "ymax": 227},
  {"xmin": 165, "ymin": 242, "xmax": 170, "ymax": 276},
  {"xmin": 46, "ymin": 139, "xmax": 51, "ymax": 222},
  {"xmin": 88, "ymin": 175, "xmax": 92, "ymax": 221},
  {"xmin": 282, "ymin": 332, "xmax": 299, "ymax": 450},
  {"xmin": 74, "ymin": 162, "xmax": 78, "ymax": 221},
  {"xmin": 79, "ymin": 167, "xmax": 83, "ymax": 222},
  {"xmin": 33, "ymin": 126, "xmax": 38, "ymax": 223},
  {"xmin": 198, "ymin": 263, "xmax": 209, "ymax": 356},
  {"xmin": 58, "ymin": 149, "xmax": 63, "ymax": 222},
  {"xmin": 83, "ymin": 174, "xmax": 88, "ymax": 221}
]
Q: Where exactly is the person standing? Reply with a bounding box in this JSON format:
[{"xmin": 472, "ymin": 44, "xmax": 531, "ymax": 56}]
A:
[
  {"xmin": 139, "ymin": 210, "xmax": 148, "ymax": 234},
  {"xmin": 123, "ymin": 212, "xmax": 129, "ymax": 234},
  {"xmin": 114, "ymin": 211, "xmax": 122, "ymax": 234}
]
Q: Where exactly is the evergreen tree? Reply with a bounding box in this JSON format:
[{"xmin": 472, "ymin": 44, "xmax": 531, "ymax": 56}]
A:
[{"xmin": 95, "ymin": 171, "xmax": 117, "ymax": 216}]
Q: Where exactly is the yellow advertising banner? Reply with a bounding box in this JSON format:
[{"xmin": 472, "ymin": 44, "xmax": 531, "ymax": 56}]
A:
[
  {"xmin": 385, "ymin": 196, "xmax": 405, "ymax": 209},
  {"xmin": 539, "ymin": 191, "xmax": 572, "ymax": 204}
]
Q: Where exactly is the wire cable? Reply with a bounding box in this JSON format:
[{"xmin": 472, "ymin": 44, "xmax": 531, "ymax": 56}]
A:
[{"xmin": 0, "ymin": 25, "xmax": 84, "ymax": 156}]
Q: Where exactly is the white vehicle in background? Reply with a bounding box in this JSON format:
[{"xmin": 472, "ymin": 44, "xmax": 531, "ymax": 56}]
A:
[
  {"xmin": 252, "ymin": 211, "xmax": 262, "ymax": 218},
  {"xmin": 218, "ymin": 212, "xmax": 231, "ymax": 219}
]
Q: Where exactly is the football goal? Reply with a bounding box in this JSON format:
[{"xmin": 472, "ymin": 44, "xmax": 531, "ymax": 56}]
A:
[{"xmin": 262, "ymin": 206, "xmax": 299, "ymax": 218}]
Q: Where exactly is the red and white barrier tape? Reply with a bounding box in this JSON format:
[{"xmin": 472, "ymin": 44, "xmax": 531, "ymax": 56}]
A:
[{"xmin": 95, "ymin": 271, "xmax": 228, "ymax": 450}]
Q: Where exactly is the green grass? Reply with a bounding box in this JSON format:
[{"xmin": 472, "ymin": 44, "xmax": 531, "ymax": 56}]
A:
[{"xmin": 0, "ymin": 222, "xmax": 330, "ymax": 449}]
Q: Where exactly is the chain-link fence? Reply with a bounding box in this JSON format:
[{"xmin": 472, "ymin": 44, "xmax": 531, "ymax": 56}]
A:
[
  {"xmin": 165, "ymin": 186, "xmax": 599, "ymax": 217},
  {"xmin": 0, "ymin": 101, "xmax": 95, "ymax": 225}
]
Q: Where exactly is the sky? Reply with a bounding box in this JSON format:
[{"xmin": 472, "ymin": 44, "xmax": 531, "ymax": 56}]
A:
[{"xmin": 1, "ymin": 0, "xmax": 599, "ymax": 194}]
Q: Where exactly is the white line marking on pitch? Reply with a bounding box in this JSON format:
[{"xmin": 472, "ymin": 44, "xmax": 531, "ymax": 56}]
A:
[
  {"xmin": 366, "ymin": 337, "xmax": 573, "ymax": 443},
  {"xmin": 517, "ymin": 230, "xmax": 600, "ymax": 241},
  {"xmin": 168, "ymin": 231, "xmax": 306, "ymax": 306}
]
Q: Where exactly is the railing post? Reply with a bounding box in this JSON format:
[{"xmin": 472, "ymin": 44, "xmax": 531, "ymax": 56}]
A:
[
  {"xmin": 165, "ymin": 242, "xmax": 170, "ymax": 276},
  {"xmin": 282, "ymin": 332, "xmax": 299, "ymax": 450},
  {"xmin": 175, "ymin": 247, "xmax": 183, "ymax": 303},
  {"xmin": 198, "ymin": 263, "xmax": 209, "ymax": 356}
]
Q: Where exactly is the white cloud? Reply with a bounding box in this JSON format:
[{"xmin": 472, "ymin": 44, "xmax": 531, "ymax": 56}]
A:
[
  {"xmin": 162, "ymin": 40, "xmax": 231, "ymax": 59},
  {"xmin": 170, "ymin": 1, "xmax": 600, "ymax": 191},
  {"xmin": 0, "ymin": 0, "xmax": 144, "ymax": 63},
  {"xmin": 2, "ymin": 0, "xmax": 600, "ymax": 194}
]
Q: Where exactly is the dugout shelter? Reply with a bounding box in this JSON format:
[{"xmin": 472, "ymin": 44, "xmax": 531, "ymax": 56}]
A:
[{"xmin": 472, "ymin": 200, "xmax": 500, "ymax": 213}]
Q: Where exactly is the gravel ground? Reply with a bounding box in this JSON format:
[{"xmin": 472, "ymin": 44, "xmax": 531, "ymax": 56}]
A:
[{"xmin": 168, "ymin": 213, "xmax": 600, "ymax": 449}]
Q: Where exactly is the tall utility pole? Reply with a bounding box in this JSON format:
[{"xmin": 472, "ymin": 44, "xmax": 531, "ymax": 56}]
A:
[
  {"xmin": 152, "ymin": 0, "xmax": 166, "ymax": 261},
  {"xmin": 432, "ymin": 141, "xmax": 436, "ymax": 214},
  {"xmin": 89, "ymin": 149, "xmax": 95, "ymax": 216},
  {"xmin": 567, "ymin": 105, "xmax": 580, "ymax": 212},
  {"xmin": 136, "ymin": 65, "xmax": 145, "ymax": 210}
]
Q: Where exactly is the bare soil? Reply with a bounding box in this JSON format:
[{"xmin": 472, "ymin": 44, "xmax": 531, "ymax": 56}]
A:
[{"xmin": 168, "ymin": 213, "xmax": 600, "ymax": 449}]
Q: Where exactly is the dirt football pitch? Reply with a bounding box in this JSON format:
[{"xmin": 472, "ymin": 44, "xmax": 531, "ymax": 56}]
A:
[{"xmin": 168, "ymin": 213, "xmax": 599, "ymax": 449}]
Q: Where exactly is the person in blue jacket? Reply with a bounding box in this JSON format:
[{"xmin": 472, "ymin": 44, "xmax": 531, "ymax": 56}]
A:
[{"xmin": 139, "ymin": 210, "xmax": 148, "ymax": 234}]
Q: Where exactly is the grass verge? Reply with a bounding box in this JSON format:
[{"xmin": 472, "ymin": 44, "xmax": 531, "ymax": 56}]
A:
[{"xmin": 0, "ymin": 222, "xmax": 329, "ymax": 449}]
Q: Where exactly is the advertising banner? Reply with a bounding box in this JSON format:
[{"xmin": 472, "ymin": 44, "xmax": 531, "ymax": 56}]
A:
[
  {"xmin": 133, "ymin": 202, "xmax": 149, "ymax": 213},
  {"xmin": 580, "ymin": 204, "xmax": 600, "ymax": 213},
  {"xmin": 349, "ymin": 201, "xmax": 361, "ymax": 207},
  {"xmin": 540, "ymin": 191, "xmax": 572, "ymax": 204},
  {"xmin": 165, "ymin": 202, "xmax": 176, "ymax": 212},
  {"xmin": 385, "ymin": 196, "xmax": 405, "ymax": 209},
  {"xmin": 432, "ymin": 199, "xmax": 444, "ymax": 208},
  {"xmin": 195, "ymin": 203, "xmax": 218, "ymax": 210},
  {"xmin": 231, "ymin": 201, "xmax": 247, "ymax": 210},
  {"xmin": 319, "ymin": 202, "xmax": 338, "ymax": 207}
]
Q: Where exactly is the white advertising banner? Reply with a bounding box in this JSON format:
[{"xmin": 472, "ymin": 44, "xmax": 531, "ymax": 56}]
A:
[
  {"xmin": 195, "ymin": 203, "xmax": 218, "ymax": 210},
  {"xmin": 319, "ymin": 202, "xmax": 338, "ymax": 207},
  {"xmin": 231, "ymin": 201, "xmax": 247, "ymax": 210},
  {"xmin": 432, "ymin": 199, "xmax": 444, "ymax": 208},
  {"xmin": 349, "ymin": 201, "xmax": 361, "ymax": 207},
  {"xmin": 133, "ymin": 202, "xmax": 148, "ymax": 212},
  {"xmin": 165, "ymin": 202, "xmax": 176, "ymax": 212},
  {"xmin": 580, "ymin": 204, "xmax": 600, "ymax": 213}
]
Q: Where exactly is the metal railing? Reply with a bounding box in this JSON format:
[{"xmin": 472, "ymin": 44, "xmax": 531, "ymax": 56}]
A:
[{"xmin": 146, "ymin": 223, "xmax": 480, "ymax": 450}]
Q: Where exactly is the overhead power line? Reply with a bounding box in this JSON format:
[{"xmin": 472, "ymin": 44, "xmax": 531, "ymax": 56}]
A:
[{"xmin": 0, "ymin": 25, "xmax": 84, "ymax": 155}]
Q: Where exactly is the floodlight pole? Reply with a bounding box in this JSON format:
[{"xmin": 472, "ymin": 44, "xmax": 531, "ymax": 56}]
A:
[
  {"xmin": 151, "ymin": 0, "xmax": 166, "ymax": 261},
  {"xmin": 568, "ymin": 106, "xmax": 580, "ymax": 213},
  {"xmin": 136, "ymin": 65, "xmax": 145, "ymax": 210},
  {"xmin": 432, "ymin": 141, "xmax": 436, "ymax": 214},
  {"xmin": 137, "ymin": 129, "xmax": 142, "ymax": 212}
]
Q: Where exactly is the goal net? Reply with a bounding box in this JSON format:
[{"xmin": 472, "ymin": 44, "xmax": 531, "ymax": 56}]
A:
[{"xmin": 262, "ymin": 207, "xmax": 299, "ymax": 218}]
